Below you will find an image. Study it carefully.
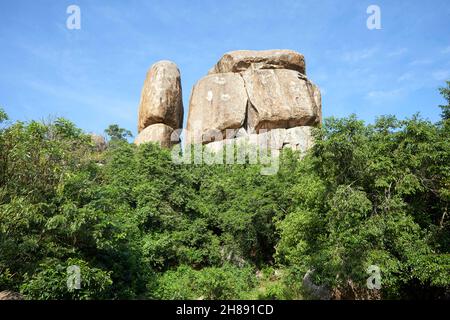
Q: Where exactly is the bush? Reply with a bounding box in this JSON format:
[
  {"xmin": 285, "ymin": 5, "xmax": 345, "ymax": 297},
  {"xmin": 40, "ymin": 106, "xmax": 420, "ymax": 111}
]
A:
[
  {"xmin": 152, "ymin": 265, "xmax": 256, "ymax": 300},
  {"xmin": 20, "ymin": 258, "xmax": 112, "ymax": 300}
]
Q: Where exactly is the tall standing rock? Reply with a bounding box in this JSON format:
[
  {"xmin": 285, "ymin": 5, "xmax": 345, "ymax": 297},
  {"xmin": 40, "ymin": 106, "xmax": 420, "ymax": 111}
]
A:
[
  {"xmin": 135, "ymin": 60, "xmax": 183, "ymax": 147},
  {"xmin": 137, "ymin": 60, "xmax": 183, "ymax": 133}
]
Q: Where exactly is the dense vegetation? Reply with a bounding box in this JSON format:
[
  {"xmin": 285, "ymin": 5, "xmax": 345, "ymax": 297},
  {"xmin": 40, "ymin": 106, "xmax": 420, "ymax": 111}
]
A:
[{"xmin": 0, "ymin": 82, "xmax": 449, "ymax": 300}]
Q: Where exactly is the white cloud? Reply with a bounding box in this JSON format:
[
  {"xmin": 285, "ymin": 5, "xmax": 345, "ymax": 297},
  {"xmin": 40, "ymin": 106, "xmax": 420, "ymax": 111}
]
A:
[
  {"xmin": 342, "ymin": 48, "xmax": 378, "ymax": 63},
  {"xmin": 432, "ymin": 69, "xmax": 450, "ymax": 81},
  {"xmin": 409, "ymin": 59, "xmax": 433, "ymax": 66},
  {"xmin": 397, "ymin": 72, "xmax": 414, "ymax": 82},
  {"xmin": 366, "ymin": 88, "xmax": 404, "ymax": 100},
  {"xmin": 388, "ymin": 48, "xmax": 408, "ymax": 57},
  {"xmin": 441, "ymin": 46, "xmax": 450, "ymax": 54}
]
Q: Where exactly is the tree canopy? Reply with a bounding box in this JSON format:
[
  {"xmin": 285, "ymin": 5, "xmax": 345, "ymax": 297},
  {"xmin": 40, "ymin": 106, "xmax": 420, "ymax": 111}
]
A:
[{"xmin": 0, "ymin": 83, "xmax": 449, "ymax": 300}]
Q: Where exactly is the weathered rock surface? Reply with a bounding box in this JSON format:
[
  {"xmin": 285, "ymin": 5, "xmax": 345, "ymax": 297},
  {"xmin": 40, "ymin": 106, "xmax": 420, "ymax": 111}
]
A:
[
  {"xmin": 136, "ymin": 50, "xmax": 321, "ymax": 152},
  {"xmin": 134, "ymin": 123, "xmax": 180, "ymax": 148},
  {"xmin": 0, "ymin": 291, "xmax": 24, "ymax": 300},
  {"xmin": 204, "ymin": 126, "xmax": 314, "ymax": 154},
  {"xmin": 186, "ymin": 73, "xmax": 248, "ymax": 144},
  {"xmin": 138, "ymin": 60, "xmax": 183, "ymax": 133},
  {"xmin": 302, "ymin": 270, "xmax": 332, "ymax": 300},
  {"xmin": 283, "ymin": 126, "xmax": 314, "ymax": 152},
  {"xmin": 243, "ymin": 69, "xmax": 321, "ymax": 132},
  {"xmin": 186, "ymin": 50, "xmax": 321, "ymax": 150},
  {"xmin": 209, "ymin": 49, "xmax": 306, "ymax": 75},
  {"xmin": 90, "ymin": 133, "xmax": 107, "ymax": 151}
]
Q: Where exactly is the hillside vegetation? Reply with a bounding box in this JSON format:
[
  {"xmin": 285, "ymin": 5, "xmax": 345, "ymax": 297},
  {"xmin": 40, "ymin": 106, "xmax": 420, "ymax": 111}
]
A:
[{"xmin": 0, "ymin": 82, "xmax": 449, "ymax": 299}]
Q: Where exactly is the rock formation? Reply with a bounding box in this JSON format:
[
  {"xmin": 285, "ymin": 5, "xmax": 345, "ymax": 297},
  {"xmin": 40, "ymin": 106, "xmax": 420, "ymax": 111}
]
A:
[
  {"xmin": 135, "ymin": 50, "xmax": 322, "ymax": 153},
  {"xmin": 135, "ymin": 60, "xmax": 183, "ymax": 146},
  {"xmin": 186, "ymin": 49, "xmax": 322, "ymax": 153}
]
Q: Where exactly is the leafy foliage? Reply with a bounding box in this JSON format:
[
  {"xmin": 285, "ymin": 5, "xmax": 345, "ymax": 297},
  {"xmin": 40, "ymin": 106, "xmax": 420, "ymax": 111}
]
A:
[
  {"xmin": 0, "ymin": 83, "xmax": 449, "ymax": 300},
  {"xmin": 276, "ymin": 94, "xmax": 450, "ymax": 298},
  {"xmin": 152, "ymin": 264, "xmax": 255, "ymax": 300},
  {"xmin": 104, "ymin": 124, "xmax": 132, "ymax": 143}
]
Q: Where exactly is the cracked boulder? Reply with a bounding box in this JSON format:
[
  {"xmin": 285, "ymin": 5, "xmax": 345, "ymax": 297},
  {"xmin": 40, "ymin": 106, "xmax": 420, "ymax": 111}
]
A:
[
  {"xmin": 243, "ymin": 69, "xmax": 321, "ymax": 133},
  {"xmin": 186, "ymin": 73, "xmax": 248, "ymax": 144},
  {"xmin": 186, "ymin": 49, "xmax": 321, "ymax": 151}
]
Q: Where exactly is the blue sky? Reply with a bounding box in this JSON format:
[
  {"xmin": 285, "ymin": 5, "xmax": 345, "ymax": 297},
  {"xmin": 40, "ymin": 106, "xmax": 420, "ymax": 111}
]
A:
[{"xmin": 1, "ymin": 0, "xmax": 449, "ymax": 137}]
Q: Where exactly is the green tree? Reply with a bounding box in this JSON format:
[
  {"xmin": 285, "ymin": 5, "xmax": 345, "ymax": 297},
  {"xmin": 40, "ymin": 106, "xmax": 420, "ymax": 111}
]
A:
[
  {"xmin": 104, "ymin": 124, "xmax": 132, "ymax": 142},
  {"xmin": 0, "ymin": 107, "xmax": 8, "ymax": 123},
  {"xmin": 276, "ymin": 104, "xmax": 450, "ymax": 298},
  {"xmin": 439, "ymin": 81, "xmax": 450, "ymax": 120}
]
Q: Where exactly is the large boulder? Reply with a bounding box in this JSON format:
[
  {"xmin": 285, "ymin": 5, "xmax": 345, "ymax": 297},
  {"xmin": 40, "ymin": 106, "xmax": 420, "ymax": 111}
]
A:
[
  {"xmin": 243, "ymin": 69, "xmax": 321, "ymax": 132},
  {"xmin": 209, "ymin": 49, "xmax": 306, "ymax": 75},
  {"xmin": 137, "ymin": 60, "xmax": 183, "ymax": 133},
  {"xmin": 186, "ymin": 73, "xmax": 248, "ymax": 144},
  {"xmin": 134, "ymin": 123, "xmax": 180, "ymax": 148},
  {"xmin": 89, "ymin": 133, "xmax": 107, "ymax": 151}
]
